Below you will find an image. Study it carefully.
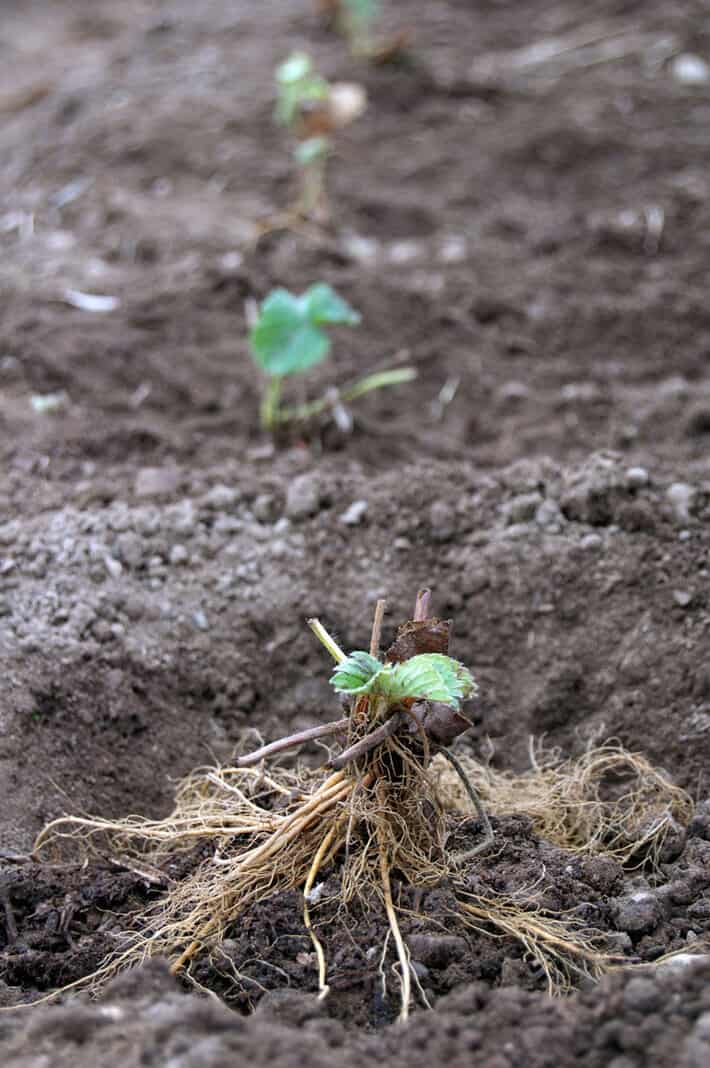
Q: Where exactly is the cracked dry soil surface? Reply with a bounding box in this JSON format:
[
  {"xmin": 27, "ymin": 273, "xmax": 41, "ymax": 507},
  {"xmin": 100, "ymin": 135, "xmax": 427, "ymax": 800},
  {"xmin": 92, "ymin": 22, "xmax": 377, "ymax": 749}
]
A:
[{"xmin": 2, "ymin": 1, "xmax": 710, "ymax": 1065}]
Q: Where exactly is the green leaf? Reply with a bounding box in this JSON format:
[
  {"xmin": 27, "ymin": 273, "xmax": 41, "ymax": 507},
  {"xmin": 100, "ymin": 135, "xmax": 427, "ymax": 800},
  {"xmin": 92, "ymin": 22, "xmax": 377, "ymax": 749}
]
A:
[
  {"xmin": 250, "ymin": 285, "xmax": 360, "ymax": 378},
  {"xmin": 303, "ymin": 283, "xmax": 361, "ymax": 325},
  {"xmin": 330, "ymin": 651, "xmax": 382, "ymax": 694},
  {"xmin": 276, "ymin": 52, "xmax": 313, "ymax": 85},
  {"xmin": 390, "ymin": 654, "xmax": 477, "ymax": 710},
  {"xmin": 330, "ymin": 651, "xmax": 477, "ymax": 711},
  {"xmin": 250, "ymin": 289, "xmax": 330, "ymax": 376}
]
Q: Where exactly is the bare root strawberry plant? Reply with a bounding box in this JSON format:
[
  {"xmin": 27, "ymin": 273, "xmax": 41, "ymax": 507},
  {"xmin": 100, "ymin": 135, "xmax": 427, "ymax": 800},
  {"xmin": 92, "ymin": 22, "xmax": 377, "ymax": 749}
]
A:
[{"xmin": 33, "ymin": 591, "xmax": 692, "ymax": 1020}]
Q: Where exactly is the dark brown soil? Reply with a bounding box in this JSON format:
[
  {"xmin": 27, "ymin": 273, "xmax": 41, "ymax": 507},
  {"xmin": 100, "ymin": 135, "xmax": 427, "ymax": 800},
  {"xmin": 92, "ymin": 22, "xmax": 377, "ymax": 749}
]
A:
[{"xmin": 2, "ymin": 0, "xmax": 710, "ymax": 1064}]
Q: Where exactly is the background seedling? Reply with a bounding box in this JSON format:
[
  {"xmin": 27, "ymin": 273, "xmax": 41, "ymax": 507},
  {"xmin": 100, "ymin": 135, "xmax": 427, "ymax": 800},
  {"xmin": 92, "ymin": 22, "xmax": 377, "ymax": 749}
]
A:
[
  {"xmin": 274, "ymin": 52, "xmax": 366, "ymax": 217},
  {"xmin": 248, "ymin": 283, "xmax": 416, "ymax": 432},
  {"xmin": 317, "ymin": 0, "xmax": 410, "ymax": 62}
]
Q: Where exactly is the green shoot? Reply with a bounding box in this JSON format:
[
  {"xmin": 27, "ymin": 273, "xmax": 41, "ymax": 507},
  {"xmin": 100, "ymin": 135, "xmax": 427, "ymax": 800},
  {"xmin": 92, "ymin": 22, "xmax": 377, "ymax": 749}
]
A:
[
  {"xmin": 249, "ymin": 284, "xmax": 416, "ymax": 432},
  {"xmin": 274, "ymin": 52, "xmax": 329, "ymax": 127}
]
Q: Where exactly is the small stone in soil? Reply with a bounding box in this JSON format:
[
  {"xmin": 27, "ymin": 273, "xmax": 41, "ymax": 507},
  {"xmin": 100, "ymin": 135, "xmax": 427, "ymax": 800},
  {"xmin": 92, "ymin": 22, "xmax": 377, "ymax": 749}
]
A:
[
  {"xmin": 286, "ymin": 473, "xmax": 321, "ymax": 520},
  {"xmin": 625, "ymin": 466, "xmax": 649, "ymax": 489},
  {"xmin": 169, "ymin": 544, "xmax": 189, "ymax": 566},
  {"xmin": 612, "ymin": 891, "xmax": 663, "ymax": 934},
  {"xmin": 339, "ymin": 499, "xmax": 368, "ymax": 526},
  {"xmin": 666, "ymin": 482, "xmax": 695, "ymax": 524},
  {"xmin": 134, "ymin": 466, "xmax": 181, "ymax": 498}
]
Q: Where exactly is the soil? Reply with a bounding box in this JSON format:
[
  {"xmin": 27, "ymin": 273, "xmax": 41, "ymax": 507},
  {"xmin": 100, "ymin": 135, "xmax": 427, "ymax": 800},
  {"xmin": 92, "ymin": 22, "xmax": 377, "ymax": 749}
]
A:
[{"xmin": 2, "ymin": 0, "xmax": 710, "ymax": 1064}]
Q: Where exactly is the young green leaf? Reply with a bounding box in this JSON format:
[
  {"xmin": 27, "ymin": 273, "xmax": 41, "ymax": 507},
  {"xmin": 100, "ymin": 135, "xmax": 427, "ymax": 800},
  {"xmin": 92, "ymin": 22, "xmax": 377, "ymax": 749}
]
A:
[
  {"xmin": 330, "ymin": 651, "xmax": 382, "ymax": 693},
  {"xmin": 302, "ymin": 283, "xmax": 361, "ymax": 326},
  {"xmin": 276, "ymin": 52, "xmax": 312, "ymax": 85},
  {"xmin": 391, "ymin": 654, "xmax": 477, "ymax": 709},
  {"xmin": 249, "ymin": 289, "xmax": 329, "ymax": 377},
  {"xmin": 249, "ymin": 285, "xmax": 360, "ymax": 378},
  {"xmin": 330, "ymin": 652, "xmax": 477, "ymax": 711}
]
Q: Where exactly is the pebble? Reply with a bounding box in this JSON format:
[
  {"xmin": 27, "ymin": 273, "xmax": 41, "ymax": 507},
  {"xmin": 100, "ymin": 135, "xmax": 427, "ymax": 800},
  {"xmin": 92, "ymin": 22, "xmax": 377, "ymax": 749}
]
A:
[
  {"xmin": 92, "ymin": 619, "xmax": 114, "ymax": 643},
  {"xmin": 134, "ymin": 509, "xmax": 161, "ymax": 536},
  {"xmin": 285, "ymin": 473, "xmax": 321, "ymax": 520},
  {"xmin": 134, "ymin": 466, "xmax": 181, "ymax": 498},
  {"xmin": 497, "ymin": 381, "xmax": 530, "ymax": 406},
  {"xmin": 167, "ymin": 500, "xmax": 197, "ymax": 536},
  {"xmin": 202, "ymin": 484, "xmax": 239, "ymax": 511},
  {"xmin": 502, "ymin": 522, "xmax": 531, "ymax": 540},
  {"xmin": 103, "ymin": 554, "xmax": 123, "ymax": 578},
  {"xmin": 115, "ymin": 532, "xmax": 143, "ymax": 569},
  {"xmin": 0, "ymin": 520, "xmax": 20, "ymax": 546},
  {"xmin": 671, "ymin": 53, "xmax": 710, "ymax": 85},
  {"xmin": 122, "ymin": 595, "xmax": 145, "ymax": 622},
  {"xmin": 612, "ymin": 891, "xmax": 663, "ymax": 934},
  {"xmin": 340, "ymin": 231, "xmax": 379, "ymax": 266},
  {"xmin": 192, "ymin": 610, "xmax": 208, "ymax": 630},
  {"xmin": 666, "ymin": 482, "xmax": 695, "ymax": 524},
  {"xmin": 535, "ymin": 498, "xmax": 564, "ymax": 529},
  {"xmin": 580, "ymin": 533, "xmax": 603, "ymax": 551},
  {"xmin": 169, "ymin": 544, "xmax": 189, "ymax": 566},
  {"xmin": 252, "ymin": 494, "xmax": 277, "ymax": 522},
  {"xmin": 108, "ymin": 507, "xmax": 132, "ymax": 533},
  {"xmin": 386, "ymin": 240, "xmax": 421, "ymax": 265},
  {"xmin": 339, "ymin": 499, "xmax": 368, "ymax": 526},
  {"xmin": 501, "ymin": 492, "xmax": 543, "ymax": 524},
  {"xmin": 655, "ymin": 952, "xmax": 710, "ymax": 974},
  {"xmin": 625, "ymin": 466, "xmax": 649, "ymax": 489},
  {"xmin": 673, "ymin": 590, "xmax": 693, "ymax": 608}
]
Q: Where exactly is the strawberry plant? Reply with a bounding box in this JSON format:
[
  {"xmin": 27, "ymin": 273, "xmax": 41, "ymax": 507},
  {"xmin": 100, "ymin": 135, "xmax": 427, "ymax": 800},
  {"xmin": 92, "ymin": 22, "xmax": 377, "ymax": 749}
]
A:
[
  {"xmin": 274, "ymin": 52, "xmax": 366, "ymax": 216},
  {"xmin": 248, "ymin": 283, "xmax": 415, "ymax": 432}
]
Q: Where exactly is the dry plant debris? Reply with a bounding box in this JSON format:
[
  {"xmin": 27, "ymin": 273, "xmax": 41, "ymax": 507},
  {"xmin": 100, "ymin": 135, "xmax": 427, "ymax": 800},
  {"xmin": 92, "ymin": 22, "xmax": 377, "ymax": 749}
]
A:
[{"xmin": 32, "ymin": 591, "xmax": 693, "ymax": 1020}]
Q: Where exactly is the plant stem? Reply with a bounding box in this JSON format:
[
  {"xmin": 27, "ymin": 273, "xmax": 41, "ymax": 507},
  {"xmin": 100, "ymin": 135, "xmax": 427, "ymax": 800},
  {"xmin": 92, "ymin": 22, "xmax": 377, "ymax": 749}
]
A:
[
  {"xmin": 279, "ymin": 367, "xmax": 416, "ymax": 424},
  {"xmin": 308, "ymin": 618, "xmax": 346, "ymax": 663},
  {"xmin": 413, "ymin": 588, "xmax": 431, "ymax": 621},
  {"xmin": 237, "ymin": 719, "xmax": 349, "ymax": 767},
  {"xmin": 299, "ymin": 155, "xmax": 328, "ymax": 217},
  {"xmin": 329, "ymin": 712, "xmax": 402, "ymax": 771},
  {"xmin": 260, "ymin": 375, "xmax": 282, "ymax": 431},
  {"xmin": 369, "ymin": 599, "xmax": 386, "ymax": 658}
]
